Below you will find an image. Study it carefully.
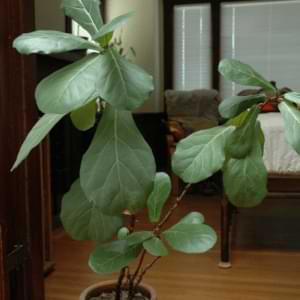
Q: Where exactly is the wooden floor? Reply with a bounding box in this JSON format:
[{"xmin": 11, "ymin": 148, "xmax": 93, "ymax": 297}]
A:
[{"xmin": 45, "ymin": 194, "xmax": 300, "ymax": 300}]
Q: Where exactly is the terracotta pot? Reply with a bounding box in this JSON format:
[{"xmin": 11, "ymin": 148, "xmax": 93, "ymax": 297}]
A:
[{"xmin": 79, "ymin": 280, "xmax": 157, "ymax": 300}]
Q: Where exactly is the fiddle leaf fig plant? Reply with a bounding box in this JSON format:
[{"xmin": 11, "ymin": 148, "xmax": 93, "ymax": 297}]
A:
[
  {"xmin": 174, "ymin": 58, "xmax": 300, "ymax": 209},
  {"xmin": 11, "ymin": 1, "xmax": 217, "ymax": 300}
]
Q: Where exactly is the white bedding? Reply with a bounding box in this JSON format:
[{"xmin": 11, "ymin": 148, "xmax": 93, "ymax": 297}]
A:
[{"xmin": 258, "ymin": 113, "xmax": 300, "ymax": 175}]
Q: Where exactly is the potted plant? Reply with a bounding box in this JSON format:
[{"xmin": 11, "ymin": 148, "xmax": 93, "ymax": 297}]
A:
[{"xmin": 11, "ymin": 1, "xmax": 217, "ymax": 299}]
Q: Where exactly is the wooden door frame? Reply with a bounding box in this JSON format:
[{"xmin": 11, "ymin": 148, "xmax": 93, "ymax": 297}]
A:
[{"xmin": 0, "ymin": 0, "xmax": 45, "ymax": 299}]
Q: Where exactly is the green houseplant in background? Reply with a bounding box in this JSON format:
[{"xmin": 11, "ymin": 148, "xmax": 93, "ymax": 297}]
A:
[
  {"xmin": 173, "ymin": 58, "xmax": 300, "ymax": 209},
  {"xmin": 11, "ymin": 1, "xmax": 217, "ymax": 299}
]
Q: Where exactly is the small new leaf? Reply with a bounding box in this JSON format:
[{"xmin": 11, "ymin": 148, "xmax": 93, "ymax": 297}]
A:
[
  {"xmin": 219, "ymin": 94, "xmax": 265, "ymax": 119},
  {"xmin": 219, "ymin": 59, "xmax": 276, "ymax": 93},
  {"xmin": 89, "ymin": 240, "xmax": 141, "ymax": 274},
  {"xmin": 172, "ymin": 126, "xmax": 235, "ymax": 183},
  {"xmin": 279, "ymin": 101, "xmax": 300, "ymax": 154},
  {"xmin": 226, "ymin": 106, "xmax": 260, "ymax": 159},
  {"xmin": 11, "ymin": 113, "xmax": 65, "ymax": 171},
  {"xmin": 61, "ymin": 180, "xmax": 122, "ymax": 241},
  {"xmin": 117, "ymin": 227, "xmax": 130, "ymax": 240},
  {"xmin": 13, "ymin": 31, "xmax": 100, "ymax": 55},
  {"xmin": 147, "ymin": 172, "xmax": 171, "ymax": 223},
  {"xmin": 143, "ymin": 237, "xmax": 169, "ymax": 257},
  {"xmin": 179, "ymin": 212, "xmax": 205, "ymax": 225},
  {"xmin": 70, "ymin": 100, "xmax": 97, "ymax": 131}
]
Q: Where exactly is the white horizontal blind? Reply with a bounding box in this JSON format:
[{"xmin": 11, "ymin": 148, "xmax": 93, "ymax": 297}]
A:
[
  {"xmin": 72, "ymin": 21, "xmax": 90, "ymax": 39},
  {"xmin": 173, "ymin": 4, "xmax": 212, "ymax": 90},
  {"xmin": 221, "ymin": 0, "xmax": 300, "ymax": 98}
]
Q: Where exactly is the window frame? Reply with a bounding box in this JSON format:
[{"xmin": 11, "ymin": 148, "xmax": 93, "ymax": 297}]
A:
[{"xmin": 163, "ymin": 0, "xmax": 277, "ymax": 91}]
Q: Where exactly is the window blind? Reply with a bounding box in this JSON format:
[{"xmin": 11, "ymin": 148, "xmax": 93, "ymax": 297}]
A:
[
  {"xmin": 221, "ymin": 0, "xmax": 300, "ymax": 98},
  {"xmin": 173, "ymin": 4, "xmax": 212, "ymax": 90}
]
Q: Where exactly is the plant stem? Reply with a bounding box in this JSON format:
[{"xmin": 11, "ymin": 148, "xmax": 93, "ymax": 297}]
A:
[
  {"xmin": 115, "ymin": 267, "xmax": 127, "ymax": 300},
  {"xmin": 154, "ymin": 183, "xmax": 192, "ymax": 235}
]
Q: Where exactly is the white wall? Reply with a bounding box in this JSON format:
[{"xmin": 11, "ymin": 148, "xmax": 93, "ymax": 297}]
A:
[
  {"xmin": 106, "ymin": 0, "xmax": 164, "ymax": 112},
  {"xmin": 35, "ymin": 0, "xmax": 65, "ymax": 31}
]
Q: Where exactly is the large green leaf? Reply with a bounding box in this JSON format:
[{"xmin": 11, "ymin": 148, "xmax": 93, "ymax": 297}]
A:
[
  {"xmin": 80, "ymin": 105, "xmax": 156, "ymax": 215},
  {"xmin": 13, "ymin": 30, "xmax": 100, "ymax": 55},
  {"xmin": 89, "ymin": 240, "xmax": 141, "ymax": 274},
  {"xmin": 163, "ymin": 217, "xmax": 217, "ymax": 254},
  {"xmin": 172, "ymin": 126, "xmax": 235, "ymax": 183},
  {"xmin": 97, "ymin": 48, "xmax": 154, "ymax": 110},
  {"xmin": 147, "ymin": 172, "xmax": 171, "ymax": 223},
  {"xmin": 279, "ymin": 101, "xmax": 300, "ymax": 154},
  {"xmin": 60, "ymin": 180, "xmax": 122, "ymax": 241},
  {"xmin": 226, "ymin": 106, "xmax": 260, "ymax": 159},
  {"xmin": 219, "ymin": 94, "xmax": 265, "ymax": 119},
  {"xmin": 62, "ymin": 0, "xmax": 103, "ymax": 36},
  {"xmin": 11, "ymin": 113, "xmax": 65, "ymax": 171},
  {"xmin": 36, "ymin": 54, "xmax": 102, "ymax": 114},
  {"xmin": 70, "ymin": 100, "xmax": 97, "ymax": 131},
  {"xmin": 223, "ymin": 131, "xmax": 267, "ymax": 207},
  {"xmin": 93, "ymin": 12, "xmax": 133, "ymax": 42},
  {"xmin": 143, "ymin": 237, "xmax": 169, "ymax": 257},
  {"xmin": 219, "ymin": 59, "xmax": 276, "ymax": 93},
  {"xmin": 284, "ymin": 92, "xmax": 300, "ymax": 105}
]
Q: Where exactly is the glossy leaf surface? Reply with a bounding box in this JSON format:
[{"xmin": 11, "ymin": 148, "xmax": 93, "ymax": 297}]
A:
[
  {"xmin": 284, "ymin": 92, "xmax": 300, "ymax": 105},
  {"xmin": 13, "ymin": 30, "xmax": 100, "ymax": 55},
  {"xmin": 62, "ymin": 0, "xmax": 103, "ymax": 36},
  {"xmin": 89, "ymin": 240, "xmax": 141, "ymax": 274},
  {"xmin": 219, "ymin": 94, "xmax": 265, "ymax": 119},
  {"xmin": 36, "ymin": 54, "xmax": 101, "ymax": 114},
  {"xmin": 226, "ymin": 106, "xmax": 260, "ymax": 159},
  {"xmin": 143, "ymin": 237, "xmax": 169, "ymax": 257},
  {"xmin": 11, "ymin": 113, "xmax": 65, "ymax": 171},
  {"xmin": 60, "ymin": 180, "xmax": 122, "ymax": 241},
  {"xmin": 279, "ymin": 101, "xmax": 300, "ymax": 154},
  {"xmin": 172, "ymin": 126, "xmax": 235, "ymax": 183},
  {"xmin": 97, "ymin": 48, "xmax": 154, "ymax": 110},
  {"xmin": 223, "ymin": 130, "xmax": 267, "ymax": 207},
  {"xmin": 80, "ymin": 105, "xmax": 156, "ymax": 215},
  {"xmin": 70, "ymin": 100, "xmax": 97, "ymax": 131},
  {"xmin": 147, "ymin": 172, "xmax": 171, "ymax": 223},
  {"xmin": 219, "ymin": 59, "xmax": 276, "ymax": 93}
]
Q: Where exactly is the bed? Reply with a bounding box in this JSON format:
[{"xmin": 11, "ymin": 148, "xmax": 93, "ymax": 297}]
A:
[{"xmin": 220, "ymin": 112, "xmax": 300, "ymax": 268}]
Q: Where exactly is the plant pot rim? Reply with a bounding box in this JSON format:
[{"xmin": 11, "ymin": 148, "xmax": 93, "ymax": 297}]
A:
[{"xmin": 79, "ymin": 280, "xmax": 157, "ymax": 300}]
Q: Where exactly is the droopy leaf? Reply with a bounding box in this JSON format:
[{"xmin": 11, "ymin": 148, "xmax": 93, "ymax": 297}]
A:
[
  {"xmin": 93, "ymin": 12, "xmax": 134, "ymax": 42},
  {"xmin": 13, "ymin": 30, "xmax": 100, "ymax": 55},
  {"xmin": 219, "ymin": 59, "xmax": 276, "ymax": 93},
  {"xmin": 284, "ymin": 92, "xmax": 300, "ymax": 105},
  {"xmin": 61, "ymin": 180, "xmax": 122, "ymax": 241},
  {"xmin": 80, "ymin": 105, "xmax": 156, "ymax": 215},
  {"xmin": 143, "ymin": 237, "xmax": 169, "ymax": 257},
  {"xmin": 126, "ymin": 231, "xmax": 154, "ymax": 246},
  {"xmin": 97, "ymin": 48, "xmax": 154, "ymax": 110},
  {"xmin": 62, "ymin": 0, "xmax": 103, "ymax": 36},
  {"xmin": 11, "ymin": 113, "xmax": 65, "ymax": 171},
  {"xmin": 226, "ymin": 106, "xmax": 260, "ymax": 159},
  {"xmin": 163, "ymin": 217, "xmax": 217, "ymax": 254},
  {"xmin": 89, "ymin": 240, "xmax": 141, "ymax": 274},
  {"xmin": 70, "ymin": 100, "xmax": 97, "ymax": 131},
  {"xmin": 279, "ymin": 101, "xmax": 300, "ymax": 154},
  {"xmin": 147, "ymin": 172, "xmax": 171, "ymax": 223},
  {"xmin": 36, "ymin": 54, "xmax": 101, "ymax": 114},
  {"xmin": 219, "ymin": 94, "xmax": 265, "ymax": 119},
  {"xmin": 172, "ymin": 126, "xmax": 235, "ymax": 183},
  {"xmin": 223, "ymin": 131, "xmax": 267, "ymax": 207}
]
